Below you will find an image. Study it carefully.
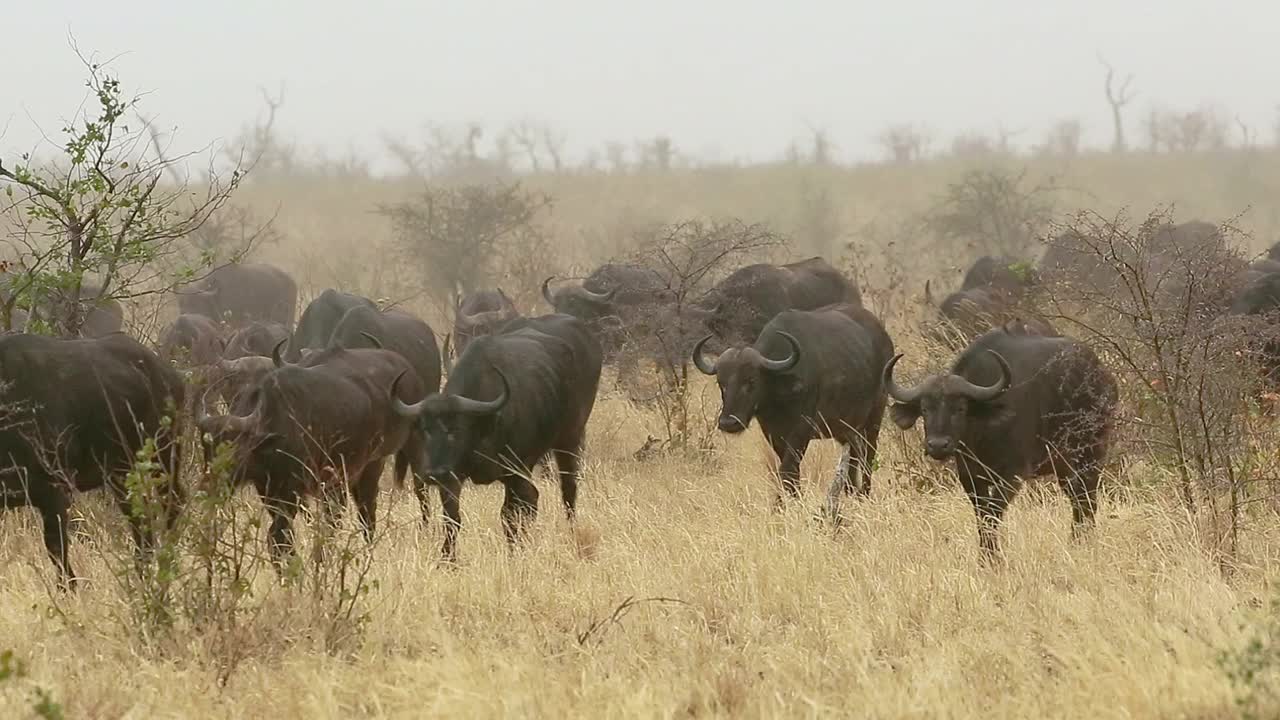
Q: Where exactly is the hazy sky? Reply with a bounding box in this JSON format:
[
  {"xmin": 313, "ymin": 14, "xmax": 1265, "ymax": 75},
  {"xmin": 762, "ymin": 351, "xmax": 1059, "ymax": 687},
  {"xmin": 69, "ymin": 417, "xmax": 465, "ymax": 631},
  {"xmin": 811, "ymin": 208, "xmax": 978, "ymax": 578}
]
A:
[{"xmin": 3, "ymin": 1, "xmax": 1277, "ymax": 168}]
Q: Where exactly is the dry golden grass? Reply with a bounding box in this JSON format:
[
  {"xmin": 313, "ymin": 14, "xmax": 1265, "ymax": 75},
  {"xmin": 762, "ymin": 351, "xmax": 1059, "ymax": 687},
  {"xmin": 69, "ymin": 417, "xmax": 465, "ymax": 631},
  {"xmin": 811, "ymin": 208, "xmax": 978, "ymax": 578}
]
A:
[
  {"xmin": 5, "ymin": 152, "xmax": 1280, "ymax": 717},
  {"xmin": 0, "ymin": 384, "xmax": 1275, "ymax": 719}
]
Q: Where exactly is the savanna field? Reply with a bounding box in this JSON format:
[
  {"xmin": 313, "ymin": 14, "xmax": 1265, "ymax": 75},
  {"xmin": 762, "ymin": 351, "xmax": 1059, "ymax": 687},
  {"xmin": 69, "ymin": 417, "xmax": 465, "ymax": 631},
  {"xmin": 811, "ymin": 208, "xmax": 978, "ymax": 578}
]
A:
[{"xmin": 6, "ymin": 149, "xmax": 1280, "ymax": 718}]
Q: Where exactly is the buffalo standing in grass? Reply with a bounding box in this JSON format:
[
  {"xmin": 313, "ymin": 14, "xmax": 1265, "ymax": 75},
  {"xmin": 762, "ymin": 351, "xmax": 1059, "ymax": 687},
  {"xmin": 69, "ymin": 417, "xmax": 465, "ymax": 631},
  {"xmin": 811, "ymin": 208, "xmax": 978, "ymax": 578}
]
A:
[
  {"xmin": 694, "ymin": 257, "xmax": 861, "ymax": 347},
  {"xmin": 924, "ymin": 256, "xmax": 1049, "ymax": 346},
  {"xmin": 541, "ymin": 264, "xmax": 670, "ymax": 361},
  {"xmin": 0, "ymin": 333, "xmax": 185, "ymax": 586},
  {"xmin": 282, "ymin": 289, "xmax": 376, "ymax": 362},
  {"xmin": 159, "ymin": 313, "xmax": 225, "ymax": 366},
  {"xmin": 391, "ymin": 314, "xmax": 602, "ymax": 561},
  {"xmin": 177, "ymin": 262, "xmax": 297, "ymax": 330},
  {"xmin": 450, "ymin": 288, "xmax": 520, "ymax": 360},
  {"xmin": 884, "ymin": 325, "xmax": 1117, "ymax": 556},
  {"xmin": 197, "ymin": 346, "xmax": 427, "ymax": 564},
  {"xmin": 693, "ymin": 303, "xmax": 893, "ymax": 514}
]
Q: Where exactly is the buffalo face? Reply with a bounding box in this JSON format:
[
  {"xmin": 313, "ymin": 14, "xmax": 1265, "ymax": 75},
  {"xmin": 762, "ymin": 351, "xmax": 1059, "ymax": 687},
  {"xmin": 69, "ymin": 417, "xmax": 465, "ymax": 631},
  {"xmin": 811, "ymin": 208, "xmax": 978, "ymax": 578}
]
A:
[
  {"xmin": 883, "ymin": 352, "xmax": 1012, "ymax": 461},
  {"xmin": 692, "ymin": 332, "xmax": 800, "ymax": 434},
  {"xmin": 392, "ymin": 370, "xmax": 510, "ymax": 478}
]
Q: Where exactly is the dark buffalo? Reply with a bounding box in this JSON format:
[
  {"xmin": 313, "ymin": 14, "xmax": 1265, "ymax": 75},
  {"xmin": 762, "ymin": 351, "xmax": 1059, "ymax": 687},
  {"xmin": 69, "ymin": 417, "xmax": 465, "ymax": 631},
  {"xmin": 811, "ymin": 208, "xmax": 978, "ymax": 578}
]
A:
[
  {"xmin": 283, "ymin": 289, "xmax": 376, "ymax": 362},
  {"xmin": 197, "ymin": 346, "xmax": 427, "ymax": 563},
  {"xmin": 451, "ymin": 288, "xmax": 519, "ymax": 358},
  {"xmin": 693, "ymin": 303, "xmax": 893, "ymax": 515},
  {"xmin": 390, "ymin": 313, "xmax": 602, "ymax": 561},
  {"xmin": 324, "ymin": 305, "xmax": 442, "ymax": 407},
  {"xmin": 695, "ymin": 257, "xmax": 861, "ymax": 346},
  {"xmin": 884, "ymin": 326, "xmax": 1117, "ymax": 556},
  {"xmin": 159, "ymin": 313, "xmax": 224, "ymax": 366},
  {"xmin": 0, "ymin": 333, "xmax": 185, "ymax": 585},
  {"xmin": 223, "ymin": 321, "xmax": 289, "ymax": 360},
  {"xmin": 924, "ymin": 256, "xmax": 1046, "ymax": 346},
  {"xmin": 541, "ymin": 264, "xmax": 670, "ymax": 359},
  {"xmin": 177, "ymin": 263, "xmax": 297, "ymax": 330},
  {"xmin": 1228, "ymin": 271, "xmax": 1280, "ymax": 389}
]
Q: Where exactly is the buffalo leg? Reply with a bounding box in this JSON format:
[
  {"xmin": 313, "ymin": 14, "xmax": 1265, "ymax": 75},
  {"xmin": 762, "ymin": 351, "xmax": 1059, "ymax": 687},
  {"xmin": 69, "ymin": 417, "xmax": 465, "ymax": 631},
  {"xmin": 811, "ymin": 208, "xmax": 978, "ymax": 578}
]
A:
[
  {"xmin": 500, "ymin": 475, "xmax": 540, "ymax": 546},
  {"xmin": 33, "ymin": 488, "xmax": 76, "ymax": 589},
  {"xmin": 437, "ymin": 475, "xmax": 464, "ymax": 563},
  {"xmin": 551, "ymin": 448, "xmax": 580, "ymax": 520},
  {"xmin": 261, "ymin": 491, "xmax": 301, "ymax": 568},
  {"xmin": 1059, "ymin": 459, "xmax": 1102, "ymax": 540},
  {"xmin": 770, "ymin": 436, "xmax": 809, "ymax": 503},
  {"xmin": 959, "ymin": 466, "xmax": 1013, "ymax": 560},
  {"xmin": 352, "ymin": 462, "xmax": 383, "ymax": 543},
  {"xmin": 858, "ymin": 406, "xmax": 884, "ymax": 498}
]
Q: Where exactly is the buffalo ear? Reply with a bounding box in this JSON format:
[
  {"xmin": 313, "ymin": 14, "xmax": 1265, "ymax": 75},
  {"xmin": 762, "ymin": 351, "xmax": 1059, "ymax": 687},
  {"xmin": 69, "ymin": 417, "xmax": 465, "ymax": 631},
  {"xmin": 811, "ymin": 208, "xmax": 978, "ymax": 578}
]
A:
[{"xmin": 889, "ymin": 402, "xmax": 921, "ymax": 430}]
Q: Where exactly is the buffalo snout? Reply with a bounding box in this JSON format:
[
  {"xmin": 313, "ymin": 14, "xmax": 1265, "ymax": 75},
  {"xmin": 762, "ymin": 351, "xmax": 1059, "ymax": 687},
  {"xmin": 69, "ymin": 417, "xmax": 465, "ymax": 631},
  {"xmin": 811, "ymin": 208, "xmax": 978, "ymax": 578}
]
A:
[{"xmin": 925, "ymin": 437, "xmax": 956, "ymax": 460}]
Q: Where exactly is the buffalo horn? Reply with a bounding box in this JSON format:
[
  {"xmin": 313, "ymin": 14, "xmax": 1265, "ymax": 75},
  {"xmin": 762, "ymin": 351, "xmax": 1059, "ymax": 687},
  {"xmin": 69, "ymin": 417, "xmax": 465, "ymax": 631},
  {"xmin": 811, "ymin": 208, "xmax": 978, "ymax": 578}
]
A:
[
  {"xmin": 389, "ymin": 370, "xmax": 428, "ymax": 418},
  {"xmin": 691, "ymin": 334, "xmax": 718, "ymax": 375},
  {"xmin": 360, "ymin": 331, "xmax": 384, "ymax": 349},
  {"xmin": 271, "ymin": 338, "xmax": 290, "ymax": 368},
  {"xmin": 540, "ymin": 277, "xmax": 558, "ymax": 306},
  {"xmin": 883, "ymin": 353, "xmax": 924, "ymax": 404},
  {"xmin": 760, "ymin": 331, "xmax": 800, "ymax": 373},
  {"xmin": 955, "ymin": 350, "xmax": 1012, "ymax": 401},
  {"xmin": 452, "ymin": 368, "xmax": 510, "ymax": 416}
]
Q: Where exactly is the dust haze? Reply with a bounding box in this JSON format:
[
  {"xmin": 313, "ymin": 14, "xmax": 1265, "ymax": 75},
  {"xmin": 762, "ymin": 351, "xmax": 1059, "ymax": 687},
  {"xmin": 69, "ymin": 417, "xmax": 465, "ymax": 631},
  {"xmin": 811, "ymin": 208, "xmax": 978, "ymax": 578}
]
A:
[{"xmin": 5, "ymin": 0, "xmax": 1278, "ymax": 164}]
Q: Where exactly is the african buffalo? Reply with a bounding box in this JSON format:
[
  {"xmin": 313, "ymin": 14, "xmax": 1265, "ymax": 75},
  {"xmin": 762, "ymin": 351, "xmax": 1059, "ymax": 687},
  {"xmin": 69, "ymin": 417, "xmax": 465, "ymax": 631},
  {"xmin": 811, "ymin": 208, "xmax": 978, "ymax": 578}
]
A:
[
  {"xmin": 884, "ymin": 325, "xmax": 1117, "ymax": 556},
  {"xmin": 1227, "ymin": 271, "xmax": 1280, "ymax": 389},
  {"xmin": 197, "ymin": 346, "xmax": 427, "ymax": 564},
  {"xmin": 323, "ymin": 305, "xmax": 442, "ymax": 411},
  {"xmin": 223, "ymin": 321, "xmax": 289, "ymax": 360},
  {"xmin": 391, "ymin": 313, "xmax": 602, "ymax": 561},
  {"xmin": 283, "ymin": 289, "xmax": 376, "ymax": 362},
  {"xmin": 695, "ymin": 257, "xmax": 861, "ymax": 346},
  {"xmin": 451, "ymin": 288, "xmax": 519, "ymax": 358},
  {"xmin": 0, "ymin": 333, "xmax": 185, "ymax": 585},
  {"xmin": 542, "ymin": 264, "xmax": 670, "ymax": 359},
  {"xmin": 693, "ymin": 303, "xmax": 893, "ymax": 515},
  {"xmin": 159, "ymin": 313, "xmax": 224, "ymax": 366},
  {"xmin": 178, "ymin": 262, "xmax": 297, "ymax": 330},
  {"xmin": 924, "ymin": 256, "xmax": 1046, "ymax": 346}
]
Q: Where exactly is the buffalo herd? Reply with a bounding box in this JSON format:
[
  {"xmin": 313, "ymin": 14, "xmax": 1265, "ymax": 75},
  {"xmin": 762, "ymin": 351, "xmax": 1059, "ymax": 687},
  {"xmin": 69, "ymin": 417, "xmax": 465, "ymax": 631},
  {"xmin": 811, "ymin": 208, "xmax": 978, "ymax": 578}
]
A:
[{"xmin": 5, "ymin": 225, "xmax": 1280, "ymax": 586}]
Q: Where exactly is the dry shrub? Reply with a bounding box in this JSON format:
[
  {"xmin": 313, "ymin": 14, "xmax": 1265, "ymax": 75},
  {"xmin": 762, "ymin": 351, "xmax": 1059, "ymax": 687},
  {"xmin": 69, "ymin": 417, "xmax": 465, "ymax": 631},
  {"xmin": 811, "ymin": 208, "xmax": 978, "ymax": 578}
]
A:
[{"xmin": 1041, "ymin": 210, "xmax": 1277, "ymax": 562}]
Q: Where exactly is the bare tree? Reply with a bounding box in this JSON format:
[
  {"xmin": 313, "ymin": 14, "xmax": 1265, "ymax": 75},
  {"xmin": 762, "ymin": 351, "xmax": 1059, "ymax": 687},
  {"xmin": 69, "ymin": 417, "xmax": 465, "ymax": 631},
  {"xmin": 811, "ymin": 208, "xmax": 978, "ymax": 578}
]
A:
[
  {"xmin": 1041, "ymin": 119, "xmax": 1083, "ymax": 157},
  {"xmin": 877, "ymin": 124, "xmax": 929, "ymax": 163},
  {"xmin": 377, "ymin": 182, "xmax": 553, "ymax": 309},
  {"xmin": 1099, "ymin": 56, "xmax": 1137, "ymax": 153}
]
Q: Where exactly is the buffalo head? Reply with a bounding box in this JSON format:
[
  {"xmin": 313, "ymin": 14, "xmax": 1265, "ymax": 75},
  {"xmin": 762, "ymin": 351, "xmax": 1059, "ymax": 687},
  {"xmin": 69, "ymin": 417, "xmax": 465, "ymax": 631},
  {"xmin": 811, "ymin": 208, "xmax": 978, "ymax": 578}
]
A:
[
  {"xmin": 391, "ymin": 367, "xmax": 510, "ymax": 478},
  {"xmin": 541, "ymin": 276, "xmax": 617, "ymax": 321},
  {"xmin": 692, "ymin": 331, "xmax": 800, "ymax": 433},
  {"xmin": 882, "ymin": 351, "xmax": 1012, "ymax": 460}
]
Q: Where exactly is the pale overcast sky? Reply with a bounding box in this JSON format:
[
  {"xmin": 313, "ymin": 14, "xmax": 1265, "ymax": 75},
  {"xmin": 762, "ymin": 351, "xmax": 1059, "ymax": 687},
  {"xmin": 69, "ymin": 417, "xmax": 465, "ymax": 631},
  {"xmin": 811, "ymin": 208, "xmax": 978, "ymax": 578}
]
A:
[{"xmin": 3, "ymin": 1, "xmax": 1276, "ymax": 167}]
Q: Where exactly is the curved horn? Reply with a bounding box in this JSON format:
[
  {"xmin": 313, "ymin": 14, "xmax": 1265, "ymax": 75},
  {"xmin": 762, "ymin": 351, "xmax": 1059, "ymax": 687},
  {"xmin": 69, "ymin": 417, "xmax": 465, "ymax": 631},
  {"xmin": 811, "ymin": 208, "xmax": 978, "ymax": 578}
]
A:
[
  {"xmin": 760, "ymin": 331, "xmax": 800, "ymax": 373},
  {"xmin": 271, "ymin": 338, "xmax": 290, "ymax": 368},
  {"xmin": 924, "ymin": 280, "xmax": 936, "ymax": 306},
  {"xmin": 389, "ymin": 370, "xmax": 428, "ymax": 418},
  {"xmin": 883, "ymin": 353, "xmax": 925, "ymax": 404},
  {"xmin": 360, "ymin": 331, "xmax": 384, "ymax": 349},
  {"xmin": 691, "ymin": 334, "xmax": 718, "ymax": 375},
  {"xmin": 196, "ymin": 384, "xmax": 255, "ymax": 435},
  {"xmin": 577, "ymin": 285, "xmax": 616, "ymax": 303},
  {"xmin": 955, "ymin": 350, "xmax": 1012, "ymax": 401},
  {"xmin": 541, "ymin": 276, "xmax": 557, "ymax": 306},
  {"xmin": 452, "ymin": 367, "xmax": 510, "ymax": 416},
  {"xmin": 456, "ymin": 307, "xmax": 506, "ymax": 330}
]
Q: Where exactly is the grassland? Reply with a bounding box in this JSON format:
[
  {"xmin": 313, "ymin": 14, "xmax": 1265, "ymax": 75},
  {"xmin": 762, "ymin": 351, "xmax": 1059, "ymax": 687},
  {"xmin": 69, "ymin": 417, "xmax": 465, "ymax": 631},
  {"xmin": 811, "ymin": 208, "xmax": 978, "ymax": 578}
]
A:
[{"xmin": 4, "ymin": 149, "xmax": 1280, "ymax": 718}]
